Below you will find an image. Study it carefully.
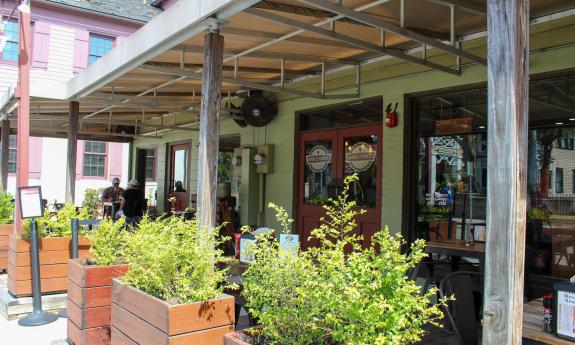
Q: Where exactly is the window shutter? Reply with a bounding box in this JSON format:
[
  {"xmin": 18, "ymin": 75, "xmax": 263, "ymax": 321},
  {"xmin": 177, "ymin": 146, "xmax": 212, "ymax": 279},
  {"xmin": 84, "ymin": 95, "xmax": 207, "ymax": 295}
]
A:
[
  {"xmin": 32, "ymin": 22, "xmax": 50, "ymax": 69},
  {"xmin": 108, "ymin": 142, "xmax": 123, "ymax": 180},
  {"xmin": 28, "ymin": 137, "xmax": 43, "ymax": 179},
  {"xmin": 73, "ymin": 29, "xmax": 89, "ymax": 74}
]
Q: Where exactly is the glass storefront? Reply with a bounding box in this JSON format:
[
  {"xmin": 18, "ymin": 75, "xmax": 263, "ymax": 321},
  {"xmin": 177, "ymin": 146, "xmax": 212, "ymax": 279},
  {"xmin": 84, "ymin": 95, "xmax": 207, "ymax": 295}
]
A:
[{"xmin": 411, "ymin": 74, "xmax": 575, "ymax": 298}]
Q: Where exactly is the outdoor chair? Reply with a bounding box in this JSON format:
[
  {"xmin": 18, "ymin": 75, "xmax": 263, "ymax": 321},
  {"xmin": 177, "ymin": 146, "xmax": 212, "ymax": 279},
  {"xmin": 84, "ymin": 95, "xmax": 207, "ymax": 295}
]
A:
[{"xmin": 439, "ymin": 271, "xmax": 483, "ymax": 345}]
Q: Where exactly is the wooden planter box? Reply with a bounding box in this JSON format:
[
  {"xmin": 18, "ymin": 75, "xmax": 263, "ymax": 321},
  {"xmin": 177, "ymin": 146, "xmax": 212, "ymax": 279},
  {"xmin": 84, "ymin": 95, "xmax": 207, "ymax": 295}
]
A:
[
  {"xmin": 224, "ymin": 330, "xmax": 253, "ymax": 345},
  {"xmin": 7, "ymin": 235, "xmax": 91, "ymax": 297},
  {"xmin": 0, "ymin": 223, "xmax": 11, "ymax": 270},
  {"xmin": 67, "ymin": 259, "xmax": 128, "ymax": 345},
  {"xmin": 111, "ymin": 279, "xmax": 235, "ymax": 345}
]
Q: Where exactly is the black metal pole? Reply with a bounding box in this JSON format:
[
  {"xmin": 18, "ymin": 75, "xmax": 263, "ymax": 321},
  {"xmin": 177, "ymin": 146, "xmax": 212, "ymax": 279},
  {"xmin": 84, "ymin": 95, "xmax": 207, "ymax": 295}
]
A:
[
  {"xmin": 18, "ymin": 219, "xmax": 58, "ymax": 326},
  {"xmin": 71, "ymin": 218, "xmax": 79, "ymax": 259}
]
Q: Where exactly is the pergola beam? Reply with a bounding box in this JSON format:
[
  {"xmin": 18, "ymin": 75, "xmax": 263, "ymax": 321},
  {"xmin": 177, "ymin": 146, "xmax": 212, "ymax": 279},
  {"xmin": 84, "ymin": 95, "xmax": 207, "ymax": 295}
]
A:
[
  {"xmin": 296, "ymin": 0, "xmax": 487, "ymax": 66},
  {"xmin": 174, "ymin": 44, "xmax": 360, "ymax": 65},
  {"xmin": 28, "ymin": 116, "xmax": 199, "ymax": 132},
  {"xmin": 244, "ymin": 8, "xmax": 458, "ymax": 76},
  {"xmin": 141, "ymin": 63, "xmax": 358, "ymax": 99},
  {"xmin": 81, "ymin": 97, "xmax": 197, "ymax": 114},
  {"xmin": 221, "ymin": 27, "xmax": 355, "ymax": 49},
  {"xmin": 425, "ymin": 0, "xmax": 486, "ymax": 16},
  {"xmin": 66, "ymin": 0, "xmax": 261, "ymax": 99}
]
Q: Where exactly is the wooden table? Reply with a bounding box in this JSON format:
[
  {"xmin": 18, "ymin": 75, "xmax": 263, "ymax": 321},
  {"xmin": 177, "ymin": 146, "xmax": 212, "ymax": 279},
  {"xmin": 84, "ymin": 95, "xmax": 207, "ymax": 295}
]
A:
[
  {"xmin": 425, "ymin": 239, "xmax": 486, "ymax": 273},
  {"xmin": 523, "ymin": 298, "xmax": 574, "ymax": 344}
]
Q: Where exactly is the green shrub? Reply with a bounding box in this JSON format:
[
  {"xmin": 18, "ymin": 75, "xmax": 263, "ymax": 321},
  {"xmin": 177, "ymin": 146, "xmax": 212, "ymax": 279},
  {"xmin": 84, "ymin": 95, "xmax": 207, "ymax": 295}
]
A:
[
  {"xmin": 121, "ymin": 215, "xmax": 233, "ymax": 304},
  {"xmin": 243, "ymin": 175, "xmax": 447, "ymax": 345},
  {"xmin": 25, "ymin": 204, "xmax": 91, "ymax": 238},
  {"xmin": 528, "ymin": 207, "xmax": 550, "ymax": 222},
  {"xmin": 83, "ymin": 188, "xmax": 104, "ymax": 219},
  {"xmin": 0, "ymin": 191, "xmax": 14, "ymax": 224},
  {"xmin": 86, "ymin": 217, "xmax": 126, "ymax": 267}
]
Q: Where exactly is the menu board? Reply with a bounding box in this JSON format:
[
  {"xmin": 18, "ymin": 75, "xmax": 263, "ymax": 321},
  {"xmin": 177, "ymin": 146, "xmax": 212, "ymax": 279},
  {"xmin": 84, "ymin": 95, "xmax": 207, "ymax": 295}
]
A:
[
  {"xmin": 18, "ymin": 186, "xmax": 43, "ymax": 219},
  {"xmin": 557, "ymin": 290, "xmax": 575, "ymax": 340}
]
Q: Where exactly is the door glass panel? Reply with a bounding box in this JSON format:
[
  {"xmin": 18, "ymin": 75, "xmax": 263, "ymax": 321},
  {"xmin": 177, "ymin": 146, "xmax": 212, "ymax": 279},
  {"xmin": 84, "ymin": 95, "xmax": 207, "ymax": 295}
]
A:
[
  {"xmin": 343, "ymin": 135, "xmax": 379, "ymax": 208},
  {"xmin": 173, "ymin": 148, "xmax": 188, "ymax": 190},
  {"xmin": 304, "ymin": 140, "xmax": 333, "ymax": 205}
]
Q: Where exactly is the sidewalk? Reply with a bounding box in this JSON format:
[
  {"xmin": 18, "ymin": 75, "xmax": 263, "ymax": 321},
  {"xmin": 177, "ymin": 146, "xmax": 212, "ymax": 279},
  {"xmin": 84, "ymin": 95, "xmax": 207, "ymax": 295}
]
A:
[{"xmin": 0, "ymin": 313, "xmax": 67, "ymax": 345}]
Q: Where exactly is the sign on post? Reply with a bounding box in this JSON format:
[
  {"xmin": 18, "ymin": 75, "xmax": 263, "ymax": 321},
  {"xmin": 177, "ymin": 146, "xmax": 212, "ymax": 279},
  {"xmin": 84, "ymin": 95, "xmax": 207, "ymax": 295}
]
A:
[{"xmin": 18, "ymin": 185, "xmax": 44, "ymax": 219}]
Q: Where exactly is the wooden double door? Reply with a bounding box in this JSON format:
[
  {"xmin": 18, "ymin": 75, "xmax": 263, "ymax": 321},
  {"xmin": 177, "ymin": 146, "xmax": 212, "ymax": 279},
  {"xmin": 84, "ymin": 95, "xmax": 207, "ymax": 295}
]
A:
[{"xmin": 297, "ymin": 125, "xmax": 382, "ymax": 249}]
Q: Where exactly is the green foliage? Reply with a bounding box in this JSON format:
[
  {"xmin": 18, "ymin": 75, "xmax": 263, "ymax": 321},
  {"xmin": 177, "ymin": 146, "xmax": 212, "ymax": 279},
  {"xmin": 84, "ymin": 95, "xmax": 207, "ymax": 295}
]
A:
[
  {"xmin": 268, "ymin": 202, "xmax": 293, "ymax": 235},
  {"xmin": 83, "ymin": 188, "xmax": 104, "ymax": 219},
  {"xmin": 243, "ymin": 175, "xmax": 447, "ymax": 345},
  {"xmin": 218, "ymin": 151, "xmax": 233, "ymax": 183},
  {"xmin": 87, "ymin": 217, "xmax": 126, "ymax": 267},
  {"xmin": 121, "ymin": 215, "xmax": 233, "ymax": 304},
  {"xmin": 0, "ymin": 191, "xmax": 14, "ymax": 224},
  {"xmin": 528, "ymin": 207, "xmax": 550, "ymax": 222},
  {"xmin": 25, "ymin": 204, "xmax": 91, "ymax": 238}
]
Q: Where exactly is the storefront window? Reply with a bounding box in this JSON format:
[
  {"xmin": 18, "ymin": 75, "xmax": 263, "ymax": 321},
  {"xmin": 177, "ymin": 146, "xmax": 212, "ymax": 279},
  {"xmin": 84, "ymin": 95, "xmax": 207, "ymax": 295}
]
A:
[{"xmin": 411, "ymin": 75, "xmax": 575, "ymax": 298}]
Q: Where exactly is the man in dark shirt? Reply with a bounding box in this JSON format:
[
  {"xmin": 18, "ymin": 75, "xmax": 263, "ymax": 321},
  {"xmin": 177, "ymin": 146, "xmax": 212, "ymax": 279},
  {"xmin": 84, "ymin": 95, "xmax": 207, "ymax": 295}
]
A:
[
  {"xmin": 101, "ymin": 177, "xmax": 124, "ymax": 202},
  {"xmin": 120, "ymin": 179, "xmax": 144, "ymax": 221}
]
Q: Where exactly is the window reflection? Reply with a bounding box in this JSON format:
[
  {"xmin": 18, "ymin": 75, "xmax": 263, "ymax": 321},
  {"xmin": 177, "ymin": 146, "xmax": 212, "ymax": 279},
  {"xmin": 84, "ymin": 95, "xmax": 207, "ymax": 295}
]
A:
[{"xmin": 413, "ymin": 76, "xmax": 575, "ymax": 298}]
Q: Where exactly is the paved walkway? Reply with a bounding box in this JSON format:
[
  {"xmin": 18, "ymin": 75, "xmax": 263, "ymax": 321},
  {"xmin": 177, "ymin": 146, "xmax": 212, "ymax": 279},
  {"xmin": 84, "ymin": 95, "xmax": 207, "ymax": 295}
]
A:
[{"xmin": 0, "ymin": 314, "xmax": 67, "ymax": 345}]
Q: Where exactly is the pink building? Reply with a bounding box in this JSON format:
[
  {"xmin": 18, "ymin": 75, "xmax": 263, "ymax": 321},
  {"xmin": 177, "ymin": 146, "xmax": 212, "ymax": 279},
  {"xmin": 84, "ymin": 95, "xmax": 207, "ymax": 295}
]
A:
[{"xmin": 0, "ymin": 0, "xmax": 163, "ymax": 204}]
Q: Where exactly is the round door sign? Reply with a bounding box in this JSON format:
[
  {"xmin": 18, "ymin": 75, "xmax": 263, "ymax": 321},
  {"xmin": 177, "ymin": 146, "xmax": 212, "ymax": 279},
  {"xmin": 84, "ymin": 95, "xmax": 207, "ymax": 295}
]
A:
[
  {"xmin": 306, "ymin": 146, "xmax": 331, "ymax": 173},
  {"xmin": 346, "ymin": 142, "xmax": 376, "ymax": 172}
]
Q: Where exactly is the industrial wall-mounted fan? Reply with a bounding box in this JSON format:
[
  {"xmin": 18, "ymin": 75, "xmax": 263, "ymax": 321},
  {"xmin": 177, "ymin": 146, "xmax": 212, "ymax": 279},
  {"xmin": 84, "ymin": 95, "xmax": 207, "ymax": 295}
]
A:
[{"xmin": 240, "ymin": 94, "xmax": 277, "ymax": 127}]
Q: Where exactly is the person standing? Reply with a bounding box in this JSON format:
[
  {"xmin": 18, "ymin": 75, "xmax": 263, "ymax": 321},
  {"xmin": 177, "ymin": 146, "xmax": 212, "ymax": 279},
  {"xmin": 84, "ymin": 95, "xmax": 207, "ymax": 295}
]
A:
[{"xmin": 120, "ymin": 179, "xmax": 145, "ymax": 225}]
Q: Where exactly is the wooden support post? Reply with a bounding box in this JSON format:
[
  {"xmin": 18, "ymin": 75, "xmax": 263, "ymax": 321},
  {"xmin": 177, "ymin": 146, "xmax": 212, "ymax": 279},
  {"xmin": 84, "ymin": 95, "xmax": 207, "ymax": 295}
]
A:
[
  {"xmin": 14, "ymin": 7, "xmax": 32, "ymax": 234},
  {"xmin": 483, "ymin": 0, "xmax": 529, "ymax": 344},
  {"xmin": 0, "ymin": 120, "xmax": 10, "ymax": 192},
  {"xmin": 65, "ymin": 101, "xmax": 79, "ymax": 204},
  {"xmin": 196, "ymin": 30, "xmax": 224, "ymax": 231}
]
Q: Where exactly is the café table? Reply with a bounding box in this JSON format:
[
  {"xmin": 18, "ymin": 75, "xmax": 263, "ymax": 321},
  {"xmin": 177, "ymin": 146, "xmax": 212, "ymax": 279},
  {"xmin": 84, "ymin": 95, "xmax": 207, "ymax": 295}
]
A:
[
  {"xmin": 425, "ymin": 239, "xmax": 485, "ymax": 273},
  {"xmin": 523, "ymin": 298, "xmax": 574, "ymax": 344}
]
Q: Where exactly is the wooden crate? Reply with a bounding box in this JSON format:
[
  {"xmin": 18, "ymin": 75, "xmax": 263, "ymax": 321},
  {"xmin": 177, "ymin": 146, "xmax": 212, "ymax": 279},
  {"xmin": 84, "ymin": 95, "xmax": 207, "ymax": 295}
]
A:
[
  {"xmin": 0, "ymin": 223, "xmax": 12, "ymax": 270},
  {"xmin": 67, "ymin": 259, "xmax": 128, "ymax": 345},
  {"xmin": 7, "ymin": 235, "xmax": 91, "ymax": 297},
  {"xmin": 111, "ymin": 279, "xmax": 235, "ymax": 345}
]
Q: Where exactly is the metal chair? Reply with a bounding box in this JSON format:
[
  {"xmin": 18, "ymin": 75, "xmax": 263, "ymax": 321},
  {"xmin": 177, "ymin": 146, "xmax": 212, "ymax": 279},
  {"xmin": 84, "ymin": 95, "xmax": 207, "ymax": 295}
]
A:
[{"xmin": 439, "ymin": 271, "xmax": 483, "ymax": 345}]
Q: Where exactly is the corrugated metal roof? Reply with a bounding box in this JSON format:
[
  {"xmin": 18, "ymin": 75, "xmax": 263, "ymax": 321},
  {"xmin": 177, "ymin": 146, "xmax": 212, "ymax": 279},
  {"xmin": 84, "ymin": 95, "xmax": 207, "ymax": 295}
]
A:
[{"xmin": 44, "ymin": 0, "xmax": 162, "ymax": 23}]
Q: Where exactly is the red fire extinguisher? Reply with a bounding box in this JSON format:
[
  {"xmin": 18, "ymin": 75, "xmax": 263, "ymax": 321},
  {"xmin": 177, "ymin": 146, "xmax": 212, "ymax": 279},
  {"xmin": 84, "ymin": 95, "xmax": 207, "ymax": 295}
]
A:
[{"xmin": 385, "ymin": 102, "xmax": 398, "ymax": 128}]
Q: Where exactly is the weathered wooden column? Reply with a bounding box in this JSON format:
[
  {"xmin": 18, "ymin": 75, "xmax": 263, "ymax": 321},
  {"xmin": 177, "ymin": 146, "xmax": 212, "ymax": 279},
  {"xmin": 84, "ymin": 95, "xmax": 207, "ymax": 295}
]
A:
[
  {"xmin": 0, "ymin": 120, "xmax": 10, "ymax": 192},
  {"xmin": 483, "ymin": 0, "xmax": 529, "ymax": 344},
  {"xmin": 65, "ymin": 101, "xmax": 79, "ymax": 204},
  {"xmin": 196, "ymin": 28, "xmax": 224, "ymax": 230},
  {"xmin": 14, "ymin": 4, "xmax": 32, "ymax": 233}
]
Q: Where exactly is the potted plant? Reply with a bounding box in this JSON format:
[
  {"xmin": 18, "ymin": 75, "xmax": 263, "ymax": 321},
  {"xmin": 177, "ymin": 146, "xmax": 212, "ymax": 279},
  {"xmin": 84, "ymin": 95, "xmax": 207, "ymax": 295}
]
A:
[
  {"xmin": 67, "ymin": 217, "xmax": 128, "ymax": 345},
  {"xmin": 225, "ymin": 175, "xmax": 447, "ymax": 345},
  {"xmin": 8, "ymin": 204, "xmax": 91, "ymax": 296},
  {"xmin": 0, "ymin": 191, "xmax": 14, "ymax": 271},
  {"xmin": 110, "ymin": 215, "xmax": 236, "ymax": 344}
]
